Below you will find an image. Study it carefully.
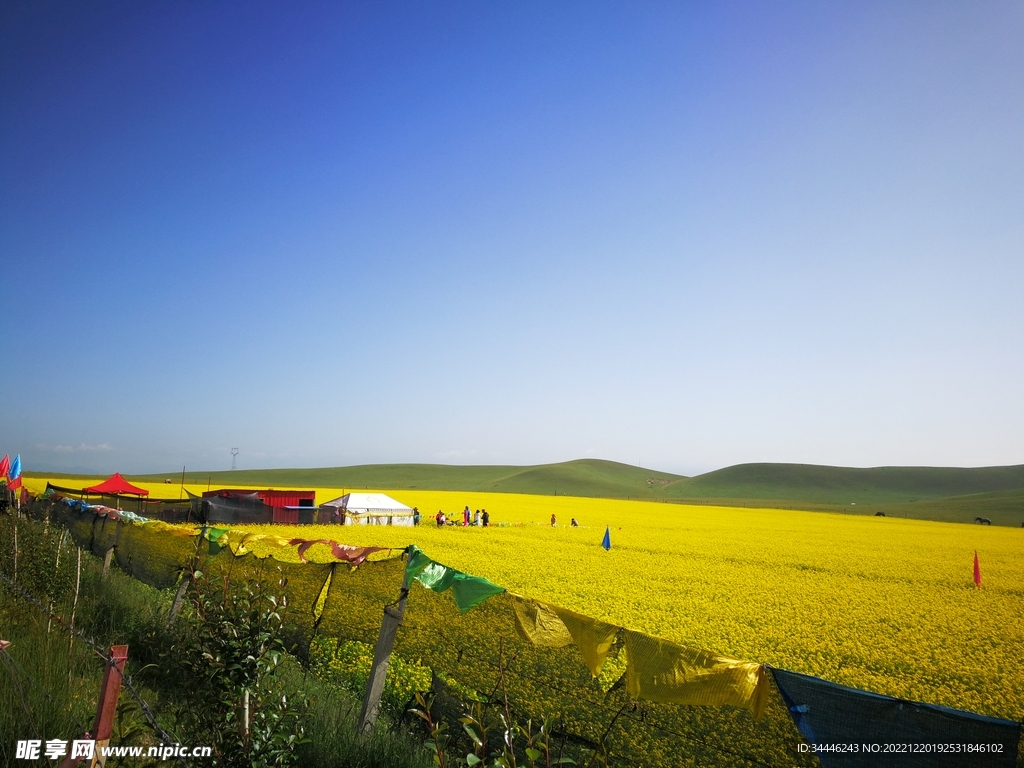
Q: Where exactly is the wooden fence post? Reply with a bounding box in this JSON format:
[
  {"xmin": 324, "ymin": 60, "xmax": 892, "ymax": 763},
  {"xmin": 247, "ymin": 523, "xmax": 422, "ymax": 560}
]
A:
[
  {"xmin": 167, "ymin": 524, "xmax": 206, "ymax": 628},
  {"xmin": 102, "ymin": 547, "xmax": 114, "ymax": 579},
  {"xmin": 67, "ymin": 547, "xmax": 82, "ymax": 684},
  {"xmin": 167, "ymin": 576, "xmax": 190, "ymax": 627},
  {"xmin": 102, "ymin": 519, "xmax": 122, "ymax": 581},
  {"xmin": 57, "ymin": 645, "xmax": 130, "ymax": 768},
  {"xmin": 90, "ymin": 645, "xmax": 128, "ymax": 768},
  {"xmin": 357, "ymin": 587, "xmax": 408, "ymax": 734}
]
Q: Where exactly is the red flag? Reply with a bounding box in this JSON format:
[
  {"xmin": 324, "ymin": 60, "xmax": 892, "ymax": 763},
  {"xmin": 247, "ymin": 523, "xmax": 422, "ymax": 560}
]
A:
[
  {"xmin": 973, "ymin": 551, "xmax": 981, "ymax": 588},
  {"xmin": 0, "ymin": 455, "xmax": 8, "ymax": 478}
]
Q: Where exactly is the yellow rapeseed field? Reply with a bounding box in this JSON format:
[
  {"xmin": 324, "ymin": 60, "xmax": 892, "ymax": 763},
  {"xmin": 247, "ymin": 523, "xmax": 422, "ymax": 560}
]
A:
[
  {"xmin": 34, "ymin": 478, "xmax": 1024, "ymax": 721},
  {"xmin": 247, "ymin": 489, "xmax": 1024, "ymax": 722}
]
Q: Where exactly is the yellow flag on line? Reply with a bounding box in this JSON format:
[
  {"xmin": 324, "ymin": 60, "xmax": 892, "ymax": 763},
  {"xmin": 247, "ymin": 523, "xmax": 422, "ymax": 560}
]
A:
[
  {"xmin": 219, "ymin": 530, "xmax": 256, "ymax": 555},
  {"xmin": 511, "ymin": 596, "xmax": 574, "ymax": 647},
  {"xmin": 623, "ymin": 630, "xmax": 769, "ymax": 719},
  {"xmin": 255, "ymin": 534, "xmax": 296, "ymax": 550},
  {"xmin": 509, "ymin": 595, "xmax": 619, "ymax": 677},
  {"xmin": 554, "ymin": 605, "xmax": 619, "ymax": 678}
]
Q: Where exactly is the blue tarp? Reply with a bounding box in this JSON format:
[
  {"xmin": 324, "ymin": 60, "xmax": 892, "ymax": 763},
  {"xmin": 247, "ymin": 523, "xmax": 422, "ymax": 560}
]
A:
[{"xmin": 771, "ymin": 668, "xmax": 1020, "ymax": 768}]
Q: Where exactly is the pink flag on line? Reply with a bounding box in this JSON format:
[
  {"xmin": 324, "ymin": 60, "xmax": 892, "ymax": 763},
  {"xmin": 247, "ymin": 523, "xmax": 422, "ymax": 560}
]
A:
[{"xmin": 973, "ymin": 551, "xmax": 981, "ymax": 588}]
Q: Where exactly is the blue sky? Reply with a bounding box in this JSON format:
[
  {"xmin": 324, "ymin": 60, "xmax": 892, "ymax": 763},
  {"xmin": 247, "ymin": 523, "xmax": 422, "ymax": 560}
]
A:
[{"xmin": 2, "ymin": 1, "xmax": 1022, "ymax": 476}]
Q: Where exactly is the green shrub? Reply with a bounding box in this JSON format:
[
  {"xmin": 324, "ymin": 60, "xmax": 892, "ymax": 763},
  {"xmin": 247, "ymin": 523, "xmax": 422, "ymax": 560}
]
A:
[{"xmin": 162, "ymin": 569, "xmax": 309, "ymax": 767}]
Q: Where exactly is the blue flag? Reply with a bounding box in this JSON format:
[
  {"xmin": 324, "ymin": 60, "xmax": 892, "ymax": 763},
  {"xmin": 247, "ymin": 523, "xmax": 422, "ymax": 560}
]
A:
[
  {"xmin": 601, "ymin": 525, "xmax": 611, "ymax": 551},
  {"xmin": 7, "ymin": 454, "xmax": 22, "ymax": 491}
]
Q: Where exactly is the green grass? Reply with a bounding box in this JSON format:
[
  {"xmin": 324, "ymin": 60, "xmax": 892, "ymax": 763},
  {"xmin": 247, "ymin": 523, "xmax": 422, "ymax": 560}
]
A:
[
  {"xmin": 0, "ymin": 512, "xmax": 431, "ymax": 768},
  {"xmin": 666, "ymin": 462, "xmax": 1024, "ymax": 503},
  {"xmin": 864, "ymin": 487, "xmax": 1024, "ymax": 527}
]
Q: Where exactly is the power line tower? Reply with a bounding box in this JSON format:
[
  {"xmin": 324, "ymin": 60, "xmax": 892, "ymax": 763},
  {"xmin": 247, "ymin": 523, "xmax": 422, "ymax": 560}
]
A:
[{"xmin": 231, "ymin": 448, "xmax": 239, "ymax": 470}]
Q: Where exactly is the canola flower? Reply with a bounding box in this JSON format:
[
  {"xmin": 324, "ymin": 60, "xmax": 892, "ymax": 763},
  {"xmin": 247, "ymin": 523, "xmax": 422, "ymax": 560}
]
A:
[
  {"xmin": 308, "ymin": 637, "xmax": 431, "ymax": 716},
  {"xmin": 33, "ymin": 478, "xmax": 1024, "ymax": 721},
  {"xmin": 231, "ymin": 488, "xmax": 1024, "ymax": 722}
]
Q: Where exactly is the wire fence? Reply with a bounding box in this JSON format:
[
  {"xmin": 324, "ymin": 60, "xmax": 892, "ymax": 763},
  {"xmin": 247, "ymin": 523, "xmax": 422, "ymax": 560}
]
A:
[
  {"xmin": 19, "ymin": 496, "xmax": 818, "ymax": 768},
  {"xmin": 17, "ymin": 496, "xmax": 1024, "ymax": 768}
]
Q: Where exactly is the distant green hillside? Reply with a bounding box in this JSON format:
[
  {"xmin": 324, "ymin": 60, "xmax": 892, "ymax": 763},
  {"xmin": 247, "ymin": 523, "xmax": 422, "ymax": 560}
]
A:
[
  {"xmin": 865, "ymin": 487, "xmax": 1024, "ymax": 527},
  {"xmin": 663, "ymin": 463, "xmax": 1024, "ymax": 504},
  {"xmin": 35, "ymin": 458, "xmax": 1024, "ymax": 526},
  {"xmin": 134, "ymin": 459, "xmax": 684, "ymax": 499}
]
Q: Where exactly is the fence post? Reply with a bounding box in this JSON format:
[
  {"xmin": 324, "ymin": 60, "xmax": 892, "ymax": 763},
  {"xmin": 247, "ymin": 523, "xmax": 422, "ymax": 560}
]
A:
[
  {"xmin": 167, "ymin": 524, "xmax": 207, "ymax": 628},
  {"xmin": 102, "ymin": 519, "xmax": 123, "ymax": 582},
  {"xmin": 357, "ymin": 587, "xmax": 408, "ymax": 734},
  {"xmin": 67, "ymin": 547, "xmax": 82, "ymax": 685},
  {"xmin": 89, "ymin": 645, "xmax": 129, "ymax": 768},
  {"xmin": 102, "ymin": 547, "xmax": 114, "ymax": 579},
  {"xmin": 167, "ymin": 576, "xmax": 190, "ymax": 627}
]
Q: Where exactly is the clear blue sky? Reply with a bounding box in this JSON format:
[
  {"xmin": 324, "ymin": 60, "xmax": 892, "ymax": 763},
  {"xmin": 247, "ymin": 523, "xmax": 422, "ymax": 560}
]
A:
[{"xmin": 2, "ymin": 1, "xmax": 1022, "ymax": 476}]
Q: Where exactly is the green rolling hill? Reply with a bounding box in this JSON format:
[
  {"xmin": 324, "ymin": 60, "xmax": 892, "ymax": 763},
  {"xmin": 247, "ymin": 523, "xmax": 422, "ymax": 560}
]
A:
[
  {"xmin": 132, "ymin": 459, "xmax": 683, "ymax": 499},
  {"xmin": 661, "ymin": 462, "xmax": 1024, "ymax": 504}
]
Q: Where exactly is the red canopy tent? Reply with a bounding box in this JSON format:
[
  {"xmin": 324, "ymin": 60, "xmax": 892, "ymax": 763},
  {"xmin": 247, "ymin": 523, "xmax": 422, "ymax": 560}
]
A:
[{"xmin": 84, "ymin": 473, "xmax": 150, "ymax": 497}]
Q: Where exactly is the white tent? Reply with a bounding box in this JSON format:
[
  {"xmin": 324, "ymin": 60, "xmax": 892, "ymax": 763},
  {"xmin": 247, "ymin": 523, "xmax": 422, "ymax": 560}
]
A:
[{"xmin": 319, "ymin": 492, "xmax": 416, "ymax": 526}]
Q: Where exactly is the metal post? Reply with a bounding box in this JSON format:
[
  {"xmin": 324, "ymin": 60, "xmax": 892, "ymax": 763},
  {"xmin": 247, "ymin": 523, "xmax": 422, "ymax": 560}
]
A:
[
  {"xmin": 90, "ymin": 645, "xmax": 128, "ymax": 768},
  {"xmin": 357, "ymin": 588, "xmax": 408, "ymax": 733}
]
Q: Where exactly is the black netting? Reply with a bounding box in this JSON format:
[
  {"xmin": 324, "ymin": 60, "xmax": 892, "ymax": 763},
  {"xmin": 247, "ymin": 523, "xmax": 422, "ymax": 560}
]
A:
[{"xmin": 187, "ymin": 490, "xmax": 274, "ymax": 524}]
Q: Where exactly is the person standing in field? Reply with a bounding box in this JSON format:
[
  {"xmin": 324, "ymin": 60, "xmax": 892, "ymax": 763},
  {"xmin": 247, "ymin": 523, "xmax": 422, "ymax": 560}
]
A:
[
  {"xmin": 473, "ymin": 509, "xmax": 480, "ymax": 526},
  {"xmin": 463, "ymin": 506, "xmax": 471, "ymax": 526},
  {"xmin": 550, "ymin": 513, "xmax": 557, "ymax": 527},
  {"xmin": 436, "ymin": 510, "xmax": 445, "ymax": 527},
  {"xmin": 413, "ymin": 507, "xmax": 421, "ymax": 526},
  {"xmin": 482, "ymin": 509, "xmax": 489, "ymax": 527}
]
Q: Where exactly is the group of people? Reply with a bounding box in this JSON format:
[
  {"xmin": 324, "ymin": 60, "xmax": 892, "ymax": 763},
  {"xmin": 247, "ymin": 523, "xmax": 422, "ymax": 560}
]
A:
[
  {"xmin": 410, "ymin": 506, "xmax": 581, "ymax": 528},
  {"xmin": 412, "ymin": 505, "xmax": 490, "ymax": 527}
]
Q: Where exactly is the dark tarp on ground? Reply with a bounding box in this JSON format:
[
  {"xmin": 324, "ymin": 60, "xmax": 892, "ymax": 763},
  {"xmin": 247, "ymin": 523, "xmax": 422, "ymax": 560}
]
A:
[
  {"xmin": 771, "ymin": 668, "xmax": 1020, "ymax": 768},
  {"xmin": 187, "ymin": 489, "xmax": 273, "ymax": 525}
]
